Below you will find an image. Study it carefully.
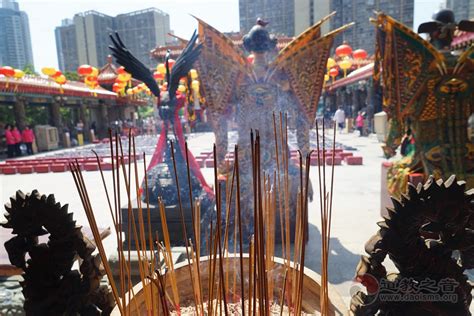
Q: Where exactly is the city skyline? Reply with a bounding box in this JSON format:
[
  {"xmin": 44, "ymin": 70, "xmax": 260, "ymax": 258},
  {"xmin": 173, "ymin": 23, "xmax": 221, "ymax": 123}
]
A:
[
  {"xmin": 0, "ymin": 0, "xmax": 34, "ymax": 69},
  {"xmin": 330, "ymin": 0, "xmax": 415, "ymax": 55},
  {"xmin": 55, "ymin": 8, "xmax": 171, "ymax": 71},
  {"xmin": 16, "ymin": 0, "xmax": 240, "ymax": 70},
  {"xmin": 7, "ymin": 0, "xmax": 446, "ymax": 70}
]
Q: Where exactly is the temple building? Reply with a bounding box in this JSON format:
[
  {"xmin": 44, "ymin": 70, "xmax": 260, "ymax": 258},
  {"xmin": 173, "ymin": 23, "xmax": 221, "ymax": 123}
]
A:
[{"xmin": 0, "ymin": 55, "xmax": 148, "ymax": 155}]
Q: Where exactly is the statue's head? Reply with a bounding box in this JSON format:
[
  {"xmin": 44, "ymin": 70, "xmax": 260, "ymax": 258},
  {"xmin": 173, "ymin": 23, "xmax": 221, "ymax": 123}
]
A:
[
  {"xmin": 243, "ymin": 18, "xmax": 277, "ymax": 54},
  {"xmin": 418, "ymin": 9, "xmax": 474, "ymax": 50}
]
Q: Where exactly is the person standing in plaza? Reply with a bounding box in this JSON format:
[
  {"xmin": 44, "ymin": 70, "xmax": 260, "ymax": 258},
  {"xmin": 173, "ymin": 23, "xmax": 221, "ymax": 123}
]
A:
[
  {"xmin": 5, "ymin": 124, "xmax": 15, "ymax": 158},
  {"xmin": 22, "ymin": 125, "xmax": 35, "ymax": 155},
  {"xmin": 12, "ymin": 125, "xmax": 22, "ymax": 156},
  {"xmin": 76, "ymin": 120, "xmax": 84, "ymax": 145},
  {"xmin": 356, "ymin": 111, "xmax": 365, "ymax": 136},
  {"xmin": 333, "ymin": 106, "xmax": 345, "ymax": 132}
]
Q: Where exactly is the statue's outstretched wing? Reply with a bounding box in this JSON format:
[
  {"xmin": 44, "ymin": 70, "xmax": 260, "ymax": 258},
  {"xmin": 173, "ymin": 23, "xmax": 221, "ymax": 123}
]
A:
[
  {"xmin": 194, "ymin": 16, "xmax": 250, "ymax": 115},
  {"xmin": 373, "ymin": 13, "xmax": 446, "ymax": 157},
  {"xmin": 373, "ymin": 13, "xmax": 445, "ymax": 120},
  {"xmin": 168, "ymin": 31, "xmax": 202, "ymax": 99},
  {"xmin": 273, "ymin": 11, "xmax": 334, "ymax": 63},
  {"xmin": 271, "ymin": 15, "xmax": 352, "ymax": 123},
  {"xmin": 109, "ymin": 32, "xmax": 161, "ymax": 97}
]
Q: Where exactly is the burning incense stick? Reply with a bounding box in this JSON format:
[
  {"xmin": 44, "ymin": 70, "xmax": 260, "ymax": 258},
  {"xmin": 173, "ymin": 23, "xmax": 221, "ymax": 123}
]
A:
[
  {"xmin": 70, "ymin": 113, "xmax": 339, "ymax": 316},
  {"xmin": 69, "ymin": 161, "xmax": 124, "ymax": 315}
]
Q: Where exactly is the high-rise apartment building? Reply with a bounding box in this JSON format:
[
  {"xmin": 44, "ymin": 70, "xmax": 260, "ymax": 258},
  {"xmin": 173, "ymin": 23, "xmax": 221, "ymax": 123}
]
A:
[
  {"xmin": 55, "ymin": 19, "xmax": 78, "ymax": 72},
  {"xmin": 73, "ymin": 11, "xmax": 116, "ymax": 70},
  {"xmin": 446, "ymin": 0, "xmax": 474, "ymax": 21},
  {"xmin": 0, "ymin": 0, "xmax": 34, "ymax": 69},
  {"xmin": 294, "ymin": 0, "xmax": 331, "ymax": 35},
  {"xmin": 239, "ymin": 0, "xmax": 295, "ymax": 36},
  {"xmin": 55, "ymin": 8, "xmax": 171, "ymax": 72},
  {"xmin": 116, "ymin": 8, "xmax": 170, "ymax": 68},
  {"xmin": 330, "ymin": 0, "xmax": 414, "ymax": 55}
]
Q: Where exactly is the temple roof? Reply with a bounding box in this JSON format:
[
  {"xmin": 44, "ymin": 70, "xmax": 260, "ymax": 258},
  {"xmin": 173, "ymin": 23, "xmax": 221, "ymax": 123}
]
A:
[
  {"xmin": 151, "ymin": 34, "xmax": 293, "ymax": 60},
  {"xmin": 0, "ymin": 75, "xmax": 116, "ymax": 99},
  {"xmin": 98, "ymin": 54, "xmax": 142, "ymax": 87},
  {"xmin": 97, "ymin": 55, "xmax": 119, "ymax": 85},
  {"xmin": 325, "ymin": 63, "xmax": 373, "ymax": 91},
  {"xmin": 0, "ymin": 74, "xmax": 148, "ymax": 106}
]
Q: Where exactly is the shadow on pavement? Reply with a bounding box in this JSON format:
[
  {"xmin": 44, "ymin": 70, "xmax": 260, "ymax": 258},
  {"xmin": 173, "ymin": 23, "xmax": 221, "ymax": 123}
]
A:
[{"xmin": 305, "ymin": 223, "xmax": 360, "ymax": 285}]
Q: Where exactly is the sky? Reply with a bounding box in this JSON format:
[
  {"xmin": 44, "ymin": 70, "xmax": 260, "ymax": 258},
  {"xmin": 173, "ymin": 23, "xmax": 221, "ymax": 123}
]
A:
[
  {"xmin": 413, "ymin": 0, "xmax": 446, "ymax": 33},
  {"xmin": 17, "ymin": 0, "xmax": 240, "ymax": 69},
  {"xmin": 15, "ymin": 0, "xmax": 446, "ymax": 70}
]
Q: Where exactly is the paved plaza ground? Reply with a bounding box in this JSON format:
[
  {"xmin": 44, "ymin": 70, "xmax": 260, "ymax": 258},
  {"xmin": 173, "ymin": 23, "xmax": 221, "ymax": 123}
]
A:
[{"xmin": 1, "ymin": 129, "xmax": 472, "ymax": 312}]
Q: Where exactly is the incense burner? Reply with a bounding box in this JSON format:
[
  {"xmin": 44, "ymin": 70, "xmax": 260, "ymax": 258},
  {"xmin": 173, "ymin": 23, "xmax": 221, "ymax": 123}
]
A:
[{"xmin": 111, "ymin": 256, "xmax": 348, "ymax": 315}]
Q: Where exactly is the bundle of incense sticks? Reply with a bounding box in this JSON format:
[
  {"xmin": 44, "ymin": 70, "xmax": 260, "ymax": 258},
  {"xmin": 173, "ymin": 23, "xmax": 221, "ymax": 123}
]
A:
[{"xmin": 70, "ymin": 113, "xmax": 337, "ymax": 316}]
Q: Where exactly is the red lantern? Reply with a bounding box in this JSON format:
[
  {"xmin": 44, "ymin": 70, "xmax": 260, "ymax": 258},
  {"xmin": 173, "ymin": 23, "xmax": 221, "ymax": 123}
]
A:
[
  {"xmin": 85, "ymin": 75, "xmax": 98, "ymax": 83},
  {"xmin": 335, "ymin": 43, "xmax": 352, "ymax": 58},
  {"xmin": 0, "ymin": 66, "xmax": 15, "ymax": 77},
  {"xmin": 247, "ymin": 54, "xmax": 255, "ymax": 64},
  {"xmin": 54, "ymin": 74, "xmax": 67, "ymax": 85},
  {"xmin": 112, "ymin": 83, "xmax": 122, "ymax": 93},
  {"xmin": 117, "ymin": 66, "xmax": 126, "ymax": 75},
  {"xmin": 153, "ymin": 71, "xmax": 164, "ymax": 80},
  {"xmin": 77, "ymin": 65, "xmax": 93, "ymax": 76},
  {"xmin": 52, "ymin": 70, "xmax": 63, "ymax": 78},
  {"xmin": 167, "ymin": 59, "xmax": 175, "ymax": 70},
  {"xmin": 329, "ymin": 67, "xmax": 339, "ymax": 77},
  {"xmin": 353, "ymin": 49, "xmax": 367, "ymax": 60}
]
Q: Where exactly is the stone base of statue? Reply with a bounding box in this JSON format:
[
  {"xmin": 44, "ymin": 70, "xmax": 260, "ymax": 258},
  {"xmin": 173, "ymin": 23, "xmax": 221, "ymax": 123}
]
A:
[{"xmin": 120, "ymin": 199, "xmax": 194, "ymax": 249}]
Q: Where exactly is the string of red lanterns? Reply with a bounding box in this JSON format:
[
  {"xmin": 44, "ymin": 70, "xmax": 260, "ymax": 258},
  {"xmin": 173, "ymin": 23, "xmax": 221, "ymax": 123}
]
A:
[{"xmin": 324, "ymin": 42, "xmax": 369, "ymax": 84}]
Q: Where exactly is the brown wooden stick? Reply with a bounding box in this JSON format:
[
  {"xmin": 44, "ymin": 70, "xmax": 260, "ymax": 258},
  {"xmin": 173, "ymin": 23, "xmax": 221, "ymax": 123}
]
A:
[
  {"xmin": 222, "ymin": 162, "xmax": 236, "ymax": 298},
  {"xmin": 158, "ymin": 198, "xmax": 180, "ymax": 309},
  {"xmin": 69, "ymin": 162, "xmax": 124, "ymax": 314},
  {"xmin": 132, "ymin": 137, "xmax": 148, "ymax": 263},
  {"xmin": 273, "ymin": 113, "xmax": 285, "ymax": 263},
  {"xmin": 208, "ymin": 219, "xmax": 214, "ymax": 316},
  {"xmin": 296, "ymin": 153, "xmax": 311, "ymax": 315},
  {"xmin": 169, "ymin": 140, "xmax": 199, "ymax": 311},
  {"xmin": 115, "ymin": 134, "xmax": 132, "ymax": 316},
  {"xmin": 93, "ymin": 149, "xmax": 137, "ymax": 314},
  {"xmin": 248, "ymin": 235, "xmax": 254, "ymax": 316},
  {"xmin": 188, "ymin": 239, "xmax": 203, "ymax": 313},
  {"xmin": 118, "ymin": 136, "xmax": 151, "ymax": 312},
  {"xmin": 282, "ymin": 114, "xmax": 291, "ymax": 270},
  {"xmin": 328, "ymin": 122, "xmax": 337, "ymax": 249},
  {"xmin": 257, "ymin": 133, "xmax": 269, "ymax": 315},
  {"xmin": 142, "ymin": 153, "xmax": 157, "ymax": 315},
  {"xmin": 250, "ymin": 131, "xmax": 258, "ymax": 316},
  {"xmin": 109, "ymin": 132, "xmax": 127, "ymax": 311},
  {"xmin": 214, "ymin": 175, "xmax": 229, "ymax": 315},
  {"xmin": 131, "ymin": 136, "xmax": 153, "ymax": 313},
  {"xmin": 234, "ymin": 145, "xmax": 246, "ymax": 316},
  {"xmin": 183, "ymin": 142, "xmax": 205, "ymax": 316},
  {"xmin": 279, "ymin": 268, "xmax": 288, "ymax": 316}
]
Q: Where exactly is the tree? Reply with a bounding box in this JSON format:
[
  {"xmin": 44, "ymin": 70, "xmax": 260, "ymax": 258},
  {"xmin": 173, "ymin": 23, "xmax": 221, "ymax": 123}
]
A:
[
  {"xmin": 64, "ymin": 72, "xmax": 80, "ymax": 81},
  {"xmin": 137, "ymin": 103, "xmax": 154, "ymax": 118},
  {"xmin": 22, "ymin": 64, "xmax": 37, "ymax": 75}
]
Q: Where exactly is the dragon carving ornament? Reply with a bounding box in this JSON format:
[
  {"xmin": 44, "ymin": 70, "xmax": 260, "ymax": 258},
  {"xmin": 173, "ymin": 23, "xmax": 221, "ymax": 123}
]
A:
[
  {"xmin": 351, "ymin": 176, "xmax": 474, "ymax": 316},
  {"xmin": 1, "ymin": 190, "xmax": 115, "ymax": 315}
]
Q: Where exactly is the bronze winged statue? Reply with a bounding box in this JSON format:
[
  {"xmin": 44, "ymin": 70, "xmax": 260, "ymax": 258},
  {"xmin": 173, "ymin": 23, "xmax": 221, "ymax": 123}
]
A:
[{"xmin": 109, "ymin": 31, "xmax": 214, "ymax": 247}]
